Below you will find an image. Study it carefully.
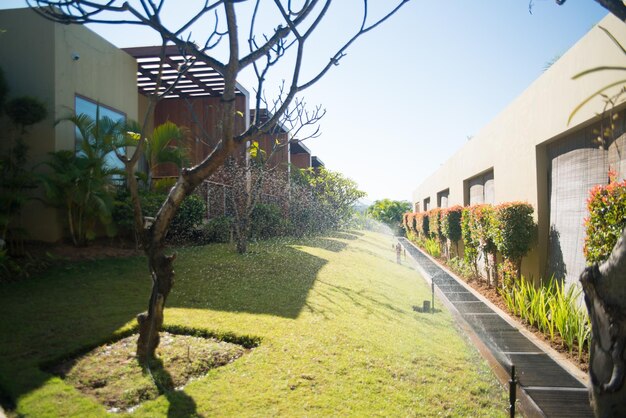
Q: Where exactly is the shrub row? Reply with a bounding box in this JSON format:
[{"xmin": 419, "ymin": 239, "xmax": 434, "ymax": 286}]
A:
[{"xmin": 404, "ymin": 202, "xmax": 536, "ymax": 283}]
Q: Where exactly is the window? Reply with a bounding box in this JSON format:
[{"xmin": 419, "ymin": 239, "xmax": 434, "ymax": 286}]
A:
[
  {"xmin": 423, "ymin": 197, "xmax": 431, "ymax": 211},
  {"xmin": 413, "ymin": 202, "xmax": 420, "ymax": 212},
  {"xmin": 437, "ymin": 189, "xmax": 449, "ymax": 208},
  {"xmin": 75, "ymin": 95, "xmax": 126, "ymax": 176},
  {"xmin": 464, "ymin": 169, "xmax": 494, "ymax": 205}
]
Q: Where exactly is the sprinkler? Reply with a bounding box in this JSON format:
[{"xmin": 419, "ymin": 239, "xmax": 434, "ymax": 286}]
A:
[
  {"xmin": 509, "ymin": 364, "xmax": 517, "ymax": 417},
  {"xmin": 431, "ymin": 278, "xmax": 435, "ymax": 313}
]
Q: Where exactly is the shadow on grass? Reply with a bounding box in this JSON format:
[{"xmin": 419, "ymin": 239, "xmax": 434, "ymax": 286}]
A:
[
  {"xmin": 0, "ymin": 235, "xmax": 347, "ymax": 411},
  {"xmin": 141, "ymin": 358, "xmax": 197, "ymax": 418}
]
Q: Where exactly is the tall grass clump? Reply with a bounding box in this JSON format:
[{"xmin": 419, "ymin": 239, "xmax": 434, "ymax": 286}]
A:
[
  {"xmin": 423, "ymin": 237, "xmax": 441, "ymax": 258},
  {"xmin": 500, "ymin": 276, "xmax": 590, "ymax": 360}
]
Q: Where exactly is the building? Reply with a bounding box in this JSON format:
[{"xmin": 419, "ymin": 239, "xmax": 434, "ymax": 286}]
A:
[
  {"xmin": 0, "ymin": 7, "xmax": 138, "ymax": 242},
  {"xmin": 412, "ymin": 13, "xmax": 626, "ymax": 286},
  {"xmin": 0, "ymin": 7, "xmax": 325, "ymax": 242}
]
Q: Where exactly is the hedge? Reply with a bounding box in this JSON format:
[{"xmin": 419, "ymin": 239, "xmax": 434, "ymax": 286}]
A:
[
  {"xmin": 405, "ymin": 202, "xmax": 536, "ymax": 285},
  {"xmin": 416, "ymin": 212, "xmax": 429, "ymax": 237},
  {"xmin": 441, "ymin": 205, "xmax": 463, "ymax": 247},
  {"xmin": 428, "ymin": 208, "xmax": 442, "ymax": 240},
  {"xmin": 493, "ymin": 202, "xmax": 535, "ymax": 278},
  {"xmin": 461, "ymin": 207, "xmax": 479, "ymax": 272},
  {"xmin": 584, "ymin": 179, "xmax": 626, "ymax": 264}
]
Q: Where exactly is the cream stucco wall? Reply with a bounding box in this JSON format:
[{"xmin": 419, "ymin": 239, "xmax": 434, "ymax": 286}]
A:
[
  {"xmin": 0, "ymin": 8, "xmax": 138, "ymax": 242},
  {"xmin": 412, "ymin": 13, "xmax": 626, "ymax": 279}
]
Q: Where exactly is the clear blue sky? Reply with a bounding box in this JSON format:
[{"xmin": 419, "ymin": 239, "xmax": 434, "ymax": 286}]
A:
[{"xmin": 1, "ymin": 1, "xmax": 609, "ymax": 202}]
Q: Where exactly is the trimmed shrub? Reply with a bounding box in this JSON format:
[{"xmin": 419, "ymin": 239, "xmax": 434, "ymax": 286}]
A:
[
  {"xmin": 469, "ymin": 204, "xmax": 498, "ymax": 286},
  {"xmin": 493, "ymin": 202, "xmax": 535, "ymax": 279},
  {"xmin": 428, "ymin": 208, "xmax": 442, "ymax": 240},
  {"xmin": 403, "ymin": 212, "xmax": 416, "ymax": 235},
  {"xmin": 441, "ymin": 205, "xmax": 463, "ymax": 256},
  {"xmin": 584, "ymin": 179, "xmax": 626, "ymax": 264},
  {"xmin": 415, "ymin": 212, "xmax": 429, "ymax": 238}
]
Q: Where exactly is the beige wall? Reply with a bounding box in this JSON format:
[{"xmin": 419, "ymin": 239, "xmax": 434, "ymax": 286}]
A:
[
  {"xmin": 412, "ymin": 14, "xmax": 626, "ymax": 279},
  {"xmin": 53, "ymin": 15, "xmax": 138, "ymax": 152},
  {"xmin": 0, "ymin": 8, "xmax": 138, "ymax": 242}
]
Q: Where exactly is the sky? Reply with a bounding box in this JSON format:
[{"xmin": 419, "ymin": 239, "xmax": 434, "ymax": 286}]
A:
[{"xmin": 0, "ymin": 1, "xmax": 610, "ymax": 203}]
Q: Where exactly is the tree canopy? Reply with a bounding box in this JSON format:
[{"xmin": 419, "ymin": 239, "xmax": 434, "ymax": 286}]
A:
[{"xmin": 366, "ymin": 199, "xmax": 410, "ymax": 228}]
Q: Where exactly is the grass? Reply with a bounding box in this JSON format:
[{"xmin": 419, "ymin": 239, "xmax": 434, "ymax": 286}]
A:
[{"xmin": 0, "ymin": 230, "xmax": 507, "ymax": 417}]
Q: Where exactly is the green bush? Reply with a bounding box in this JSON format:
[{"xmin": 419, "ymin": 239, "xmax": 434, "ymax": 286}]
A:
[
  {"xmin": 461, "ymin": 207, "xmax": 479, "ymax": 273},
  {"xmin": 5, "ymin": 97, "xmax": 47, "ymax": 127},
  {"xmin": 441, "ymin": 206, "xmax": 463, "ymax": 255},
  {"xmin": 113, "ymin": 191, "xmax": 206, "ymax": 244},
  {"xmin": 250, "ymin": 203, "xmax": 284, "ymax": 240},
  {"xmin": 447, "ymin": 256, "xmax": 476, "ymax": 279},
  {"xmin": 584, "ymin": 180, "xmax": 626, "ymax": 264},
  {"xmin": 493, "ymin": 202, "xmax": 535, "ymax": 277},
  {"xmin": 193, "ymin": 216, "xmax": 232, "ymax": 244},
  {"xmin": 468, "ymin": 204, "xmax": 498, "ymax": 286},
  {"xmin": 416, "ymin": 212, "xmax": 429, "ymax": 238},
  {"xmin": 428, "ymin": 208, "xmax": 442, "ymax": 241}
]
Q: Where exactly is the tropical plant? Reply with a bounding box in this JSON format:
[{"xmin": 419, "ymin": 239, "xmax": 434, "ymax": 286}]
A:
[
  {"xmin": 39, "ymin": 150, "xmax": 118, "ymax": 246},
  {"xmin": 144, "ymin": 121, "xmax": 190, "ymax": 188},
  {"xmin": 39, "ymin": 111, "xmax": 125, "ymax": 246}
]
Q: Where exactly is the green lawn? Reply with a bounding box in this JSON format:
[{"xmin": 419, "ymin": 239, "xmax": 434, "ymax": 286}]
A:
[{"xmin": 0, "ymin": 230, "xmax": 507, "ymax": 417}]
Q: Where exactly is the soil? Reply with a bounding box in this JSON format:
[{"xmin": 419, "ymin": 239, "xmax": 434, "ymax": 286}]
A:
[{"xmin": 50, "ymin": 332, "xmax": 246, "ymax": 412}]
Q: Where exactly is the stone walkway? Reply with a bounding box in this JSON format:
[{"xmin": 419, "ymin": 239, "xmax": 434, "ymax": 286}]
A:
[{"xmin": 399, "ymin": 238, "xmax": 593, "ymax": 418}]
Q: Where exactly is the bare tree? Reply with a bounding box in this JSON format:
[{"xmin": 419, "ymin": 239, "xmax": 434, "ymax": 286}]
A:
[{"xmin": 28, "ymin": 0, "xmax": 410, "ymax": 361}]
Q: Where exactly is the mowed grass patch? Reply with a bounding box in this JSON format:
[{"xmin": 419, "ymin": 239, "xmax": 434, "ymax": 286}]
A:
[{"xmin": 0, "ymin": 231, "xmax": 507, "ymax": 417}]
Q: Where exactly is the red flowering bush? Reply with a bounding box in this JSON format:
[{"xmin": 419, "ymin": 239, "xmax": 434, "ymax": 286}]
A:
[
  {"xmin": 415, "ymin": 212, "xmax": 429, "ymax": 237},
  {"xmin": 428, "ymin": 208, "xmax": 442, "ymax": 240},
  {"xmin": 493, "ymin": 202, "xmax": 535, "ymax": 279},
  {"xmin": 584, "ymin": 179, "xmax": 626, "ymax": 264}
]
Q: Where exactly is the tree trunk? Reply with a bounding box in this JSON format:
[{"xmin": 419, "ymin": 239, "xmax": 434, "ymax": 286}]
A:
[
  {"xmin": 483, "ymin": 250, "xmax": 492, "ymax": 288},
  {"xmin": 492, "ymin": 252, "xmax": 499, "ymax": 288},
  {"xmin": 136, "ymin": 251, "xmax": 176, "ymax": 361},
  {"xmin": 580, "ymin": 227, "xmax": 626, "ymax": 417}
]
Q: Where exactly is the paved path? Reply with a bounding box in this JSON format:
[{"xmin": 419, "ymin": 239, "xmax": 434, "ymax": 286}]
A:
[{"xmin": 400, "ymin": 238, "xmax": 593, "ymax": 418}]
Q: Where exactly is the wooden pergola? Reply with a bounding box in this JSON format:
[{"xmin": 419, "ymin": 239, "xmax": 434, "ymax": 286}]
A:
[{"xmin": 123, "ymin": 45, "xmax": 246, "ymax": 99}]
